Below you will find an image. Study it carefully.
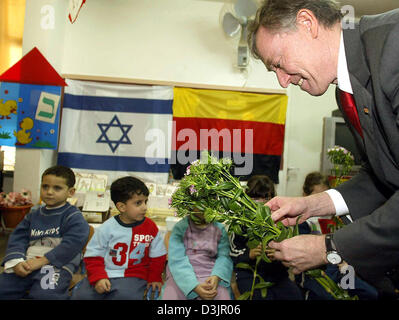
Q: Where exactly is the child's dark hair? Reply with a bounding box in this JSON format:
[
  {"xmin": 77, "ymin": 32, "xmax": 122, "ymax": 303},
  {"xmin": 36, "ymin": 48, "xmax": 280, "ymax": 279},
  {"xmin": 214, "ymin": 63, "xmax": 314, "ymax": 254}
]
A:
[
  {"xmin": 246, "ymin": 175, "xmax": 276, "ymax": 200},
  {"xmin": 42, "ymin": 165, "xmax": 76, "ymax": 188},
  {"xmin": 303, "ymin": 172, "xmax": 330, "ymax": 196},
  {"xmin": 110, "ymin": 176, "xmax": 149, "ymax": 205}
]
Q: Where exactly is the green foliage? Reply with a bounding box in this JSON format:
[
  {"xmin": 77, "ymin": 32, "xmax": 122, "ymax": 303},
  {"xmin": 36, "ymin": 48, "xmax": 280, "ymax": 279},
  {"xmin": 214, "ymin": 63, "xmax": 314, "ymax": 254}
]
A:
[
  {"xmin": 306, "ymin": 269, "xmax": 358, "ymax": 300},
  {"xmin": 236, "ymin": 255, "xmax": 274, "ymax": 300},
  {"xmin": 170, "ymin": 150, "xmax": 354, "ymax": 300},
  {"xmin": 327, "ymin": 145, "xmax": 355, "ymax": 179}
]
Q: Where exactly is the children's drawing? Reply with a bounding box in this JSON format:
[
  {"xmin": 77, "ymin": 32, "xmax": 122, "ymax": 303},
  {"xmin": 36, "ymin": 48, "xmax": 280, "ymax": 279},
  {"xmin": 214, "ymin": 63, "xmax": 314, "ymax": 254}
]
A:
[
  {"xmin": 0, "ymin": 99, "xmax": 17, "ymax": 119},
  {"xmin": 14, "ymin": 117, "xmax": 34, "ymax": 145}
]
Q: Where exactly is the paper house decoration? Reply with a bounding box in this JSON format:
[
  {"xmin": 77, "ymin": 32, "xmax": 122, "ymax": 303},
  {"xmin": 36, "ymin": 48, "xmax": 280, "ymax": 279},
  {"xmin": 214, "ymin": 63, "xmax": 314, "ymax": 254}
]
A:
[{"xmin": 0, "ymin": 47, "xmax": 67, "ymax": 149}]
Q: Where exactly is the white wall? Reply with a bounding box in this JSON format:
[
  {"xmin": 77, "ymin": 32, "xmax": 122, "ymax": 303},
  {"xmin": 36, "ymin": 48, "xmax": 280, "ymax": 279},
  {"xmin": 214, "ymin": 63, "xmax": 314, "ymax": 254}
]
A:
[
  {"xmin": 14, "ymin": 0, "xmax": 68, "ymax": 204},
  {"xmin": 284, "ymin": 85, "xmax": 337, "ymax": 196},
  {"xmin": 16, "ymin": 0, "xmax": 337, "ymax": 202},
  {"xmin": 61, "ymin": 0, "xmax": 282, "ymax": 91}
]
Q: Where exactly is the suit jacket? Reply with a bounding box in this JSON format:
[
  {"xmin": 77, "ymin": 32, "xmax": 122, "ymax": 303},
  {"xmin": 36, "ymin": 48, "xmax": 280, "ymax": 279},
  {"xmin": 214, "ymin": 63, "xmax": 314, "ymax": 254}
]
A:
[{"xmin": 333, "ymin": 9, "xmax": 399, "ymax": 293}]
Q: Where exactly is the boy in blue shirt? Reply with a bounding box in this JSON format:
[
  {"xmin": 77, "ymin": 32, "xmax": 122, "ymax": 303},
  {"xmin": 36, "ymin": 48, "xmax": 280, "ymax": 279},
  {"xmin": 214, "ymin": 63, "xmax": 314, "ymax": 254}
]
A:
[{"xmin": 0, "ymin": 165, "xmax": 90, "ymax": 299}]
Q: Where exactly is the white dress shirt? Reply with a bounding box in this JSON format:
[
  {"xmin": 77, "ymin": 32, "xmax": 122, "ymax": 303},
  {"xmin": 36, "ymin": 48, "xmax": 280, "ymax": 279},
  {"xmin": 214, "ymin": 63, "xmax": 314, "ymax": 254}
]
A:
[{"xmin": 324, "ymin": 30, "xmax": 352, "ymax": 220}]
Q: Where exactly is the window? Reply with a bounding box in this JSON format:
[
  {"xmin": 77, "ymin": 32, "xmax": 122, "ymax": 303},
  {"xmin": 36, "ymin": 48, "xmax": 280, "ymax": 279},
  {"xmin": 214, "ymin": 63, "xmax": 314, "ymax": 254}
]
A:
[{"xmin": 0, "ymin": 0, "xmax": 26, "ymax": 171}]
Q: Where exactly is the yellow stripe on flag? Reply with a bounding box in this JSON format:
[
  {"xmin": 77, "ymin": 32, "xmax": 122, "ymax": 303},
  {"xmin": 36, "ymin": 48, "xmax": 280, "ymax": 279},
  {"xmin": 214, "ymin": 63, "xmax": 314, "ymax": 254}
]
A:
[{"xmin": 173, "ymin": 87, "xmax": 287, "ymax": 125}]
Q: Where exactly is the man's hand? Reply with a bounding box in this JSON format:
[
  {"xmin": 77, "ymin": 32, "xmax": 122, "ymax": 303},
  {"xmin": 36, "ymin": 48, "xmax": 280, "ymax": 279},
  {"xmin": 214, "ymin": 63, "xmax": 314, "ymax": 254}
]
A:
[
  {"xmin": 266, "ymin": 192, "xmax": 335, "ymax": 226},
  {"xmin": 13, "ymin": 261, "xmax": 32, "ymax": 277},
  {"xmin": 94, "ymin": 278, "xmax": 111, "ymax": 294},
  {"xmin": 194, "ymin": 281, "xmax": 217, "ymax": 300},
  {"xmin": 267, "ymin": 234, "xmax": 328, "ymax": 274}
]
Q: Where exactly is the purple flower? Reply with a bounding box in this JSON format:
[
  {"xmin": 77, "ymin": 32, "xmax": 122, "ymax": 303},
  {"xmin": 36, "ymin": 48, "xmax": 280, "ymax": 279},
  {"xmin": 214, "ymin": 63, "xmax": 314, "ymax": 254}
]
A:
[
  {"xmin": 168, "ymin": 198, "xmax": 172, "ymax": 206},
  {"xmin": 186, "ymin": 165, "xmax": 191, "ymax": 175},
  {"xmin": 189, "ymin": 185, "xmax": 197, "ymax": 195}
]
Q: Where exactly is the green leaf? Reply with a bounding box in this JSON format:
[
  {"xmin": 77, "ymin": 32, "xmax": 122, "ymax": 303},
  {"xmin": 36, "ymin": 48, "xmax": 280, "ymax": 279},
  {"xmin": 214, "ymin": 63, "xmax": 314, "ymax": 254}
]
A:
[
  {"xmin": 190, "ymin": 213, "xmax": 202, "ymax": 224},
  {"xmin": 220, "ymin": 197, "xmax": 230, "ymax": 210},
  {"xmin": 232, "ymin": 224, "xmax": 243, "ymax": 236},
  {"xmin": 235, "ymin": 262, "xmax": 254, "ymax": 272},
  {"xmin": 217, "ymin": 181, "xmax": 236, "ymax": 191},
  {"xmin": 232, "ymin": 189, "xmax": 243, "ymax": 201},
  {"xmin": 275, "ymin": 227, "xmax": 288, "ymax": 242},
  {"xmin": 261, "ymin": 251, "xmax": 271, "ymax": 263},
  {"xmin": 287, "ymin": 226, "xmax": 293, "ymax": 239},
  {"xmin": 254, "ymin": 281, "xmax": 274, "ymax": 289},
  {"xmin": 203, "ymin": 208, "xmax": 216, "ymax": 223},
  {"xmin": 256, "ymin": 203, "xmax": 268, "ymax": 220},
  {"xmin": 261, "ymin": 288, "xmax": 267, "ymax": 298},
  {"xmin": 228, "ymin": 201, "xmax": 241, "ymax": 212},
  {"xmin": 276, "ymin": 221, "xmax": 285, "ymax": 230},
  {"xmin": 256, "ymin": 274, "xmax": 265, "ymax": 283},
  {"xmin": 305, "ymin": 269, "xmax": 323, "ymax": 278},
  {"xmin": 237, "ymin": 291, "xmax": 251, "ymax": 300},
  {"xmin": 262, "ymin": 233, "xmax": 276, "ymax": 248},
  {"xmin": 247, "ymin": 238, "xmax": 260, "ymax": 249},
  {"xmin": 293, "ymin": 215, "xmax": 301, "ymax": 237}
]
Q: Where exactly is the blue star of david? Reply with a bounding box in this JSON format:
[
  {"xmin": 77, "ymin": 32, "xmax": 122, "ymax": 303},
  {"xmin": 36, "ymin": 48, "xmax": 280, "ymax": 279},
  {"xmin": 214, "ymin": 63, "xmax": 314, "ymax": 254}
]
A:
[{"xmin": 96, "ymin": 115, "xmax": 133, "ymax": 153}]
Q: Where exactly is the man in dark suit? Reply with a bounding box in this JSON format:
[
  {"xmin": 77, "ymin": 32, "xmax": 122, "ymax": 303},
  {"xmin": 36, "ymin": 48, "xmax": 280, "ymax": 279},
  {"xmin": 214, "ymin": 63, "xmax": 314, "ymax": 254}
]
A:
[{"xmin": 248, "ymin": 0, "xmax": 399, "ymax": 298}]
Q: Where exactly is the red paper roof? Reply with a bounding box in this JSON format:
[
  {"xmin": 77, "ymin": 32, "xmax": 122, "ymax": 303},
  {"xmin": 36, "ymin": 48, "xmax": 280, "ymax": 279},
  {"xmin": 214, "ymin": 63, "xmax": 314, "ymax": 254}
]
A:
[{"xmin": 0, "ymin": 47, "xmax": 67, "ymax": 87}]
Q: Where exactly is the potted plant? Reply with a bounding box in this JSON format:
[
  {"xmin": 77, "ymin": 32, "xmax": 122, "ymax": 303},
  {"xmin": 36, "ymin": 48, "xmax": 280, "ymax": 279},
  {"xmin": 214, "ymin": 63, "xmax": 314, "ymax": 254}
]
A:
[
  {"xmin": 0, "ymin": 189, "xmax": 33, "ymax": 229},
  {"xmin": 327, "ymin": 145, "xmax": 355, "ymax": 187}
]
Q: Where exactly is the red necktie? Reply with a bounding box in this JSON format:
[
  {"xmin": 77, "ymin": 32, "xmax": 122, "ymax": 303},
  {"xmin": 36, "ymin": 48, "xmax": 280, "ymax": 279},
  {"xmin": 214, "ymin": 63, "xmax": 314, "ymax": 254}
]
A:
[{"xmin": 339, "ymin": 89, "xmax": 363, "ymax": 139}]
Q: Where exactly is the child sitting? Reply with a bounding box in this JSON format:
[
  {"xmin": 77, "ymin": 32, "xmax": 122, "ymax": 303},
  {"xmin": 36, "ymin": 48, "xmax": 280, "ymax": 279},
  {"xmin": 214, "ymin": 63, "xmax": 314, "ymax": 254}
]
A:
[
  {"xmin": 161, "ymin": 209, "xmax": 233, "ymax": 300},
  {"xmin": 298, "ymin": 171, "xmax": 331, "ymax": 234},
  {"xmin": 71, "ymin": 176, "xmax": 167, "ymax": 300},
  {"xmin": 0, "ymin": 165, "xmax": 90, "ymax": 299},
  {"xmin": 230, "ymin": 175, "xmax": 303, "ymax": 300}
]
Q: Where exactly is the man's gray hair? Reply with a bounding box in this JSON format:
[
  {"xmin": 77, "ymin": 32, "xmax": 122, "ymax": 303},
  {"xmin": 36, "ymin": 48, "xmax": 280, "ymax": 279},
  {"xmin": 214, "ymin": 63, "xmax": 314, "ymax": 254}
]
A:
[{"xmin": 248, "ymin": 0, "xmax": 343, "ymax": 59}]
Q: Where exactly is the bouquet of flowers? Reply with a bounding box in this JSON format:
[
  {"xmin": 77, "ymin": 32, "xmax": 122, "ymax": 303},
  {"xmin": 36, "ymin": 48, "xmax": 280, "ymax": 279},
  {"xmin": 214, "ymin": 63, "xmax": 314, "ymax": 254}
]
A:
[
  {"xmin": 0, "ymin": 189, "xmax": 32, "ymax": 208},
  {"xmin": 170, "ymin": 151, "xmax": 357, "ymax": 300}
]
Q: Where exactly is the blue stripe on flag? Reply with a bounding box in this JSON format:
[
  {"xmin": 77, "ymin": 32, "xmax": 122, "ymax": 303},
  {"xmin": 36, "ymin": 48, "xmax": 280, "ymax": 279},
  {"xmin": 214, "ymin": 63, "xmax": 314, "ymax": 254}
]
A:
[
  {"xmin": 58, "ymin": 153, "xmax": 170, "ymax": 173},
  {"xmin": 63, "ymin": 93, "xmax": 173, "ymax": 114}
]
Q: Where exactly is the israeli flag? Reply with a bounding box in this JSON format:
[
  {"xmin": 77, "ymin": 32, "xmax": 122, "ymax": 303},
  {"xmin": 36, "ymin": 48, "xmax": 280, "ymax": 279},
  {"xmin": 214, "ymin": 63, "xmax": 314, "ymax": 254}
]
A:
[{"xmin": 58, "ymin": 79, "xmax": 173, "ymax": 184}]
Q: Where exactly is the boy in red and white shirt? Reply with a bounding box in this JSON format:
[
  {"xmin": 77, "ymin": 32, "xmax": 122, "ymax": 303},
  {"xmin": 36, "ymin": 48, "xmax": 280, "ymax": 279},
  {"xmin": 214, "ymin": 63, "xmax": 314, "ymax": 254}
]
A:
[{"xmin": 71, "ymin": 176, "xmax": 166, "ymax": 300}]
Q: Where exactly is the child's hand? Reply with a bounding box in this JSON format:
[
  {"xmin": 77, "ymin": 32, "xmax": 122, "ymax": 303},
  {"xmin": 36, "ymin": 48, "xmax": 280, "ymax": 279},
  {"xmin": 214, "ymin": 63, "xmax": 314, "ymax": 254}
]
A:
[
  {"xmin": 194, "ymin": 282, "xmax": 217, "ymax": 300},
  {"xmin": 147, "ymin": 281, "xmax": 163, "ymax": 292},
  {"xmin": 205, "ymin": 275, "xmax": 220, "ymax": 291},
  {"xmin": 146, "ymin": 282, "xmax": 162, "ymax": 299},
  {"xmin": 249, "ymin": 244, "xmax": 262, "ymax": 259},
  {"xmin": 13, "ymin": 261, "xmax": 32, "ymax": 277},
  {"xmin": 26, "ymin": 257, "xmax": 49, "ymax": 272},
  {"xmin": 94, "ymin": 278, "xmax": 111, "ymax": 294}
]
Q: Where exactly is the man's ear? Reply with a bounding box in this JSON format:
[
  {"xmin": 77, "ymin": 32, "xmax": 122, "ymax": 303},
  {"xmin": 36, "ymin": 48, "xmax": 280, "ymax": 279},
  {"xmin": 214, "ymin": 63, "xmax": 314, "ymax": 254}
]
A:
[{"xmin": 296, "ymin": 8, "xmax": 319, "ymax": 38}]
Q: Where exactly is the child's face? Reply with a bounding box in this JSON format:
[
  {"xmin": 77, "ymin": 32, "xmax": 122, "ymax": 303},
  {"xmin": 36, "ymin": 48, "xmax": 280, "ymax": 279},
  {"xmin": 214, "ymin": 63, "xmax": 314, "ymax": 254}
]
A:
[
  {"xmin": 117, "ymin": 193, "xmax": 148, "ymax": 223},
  {"xmin": 41, "ymin": 174, "xmax": 75, "ymax": 208},
  {"xmin": 190, "ymin": 210, "xmax": 207, "ymax": 225},
  {"xmin": 311, "ymin": 184, "xmax": 329, "ymax": 195}
]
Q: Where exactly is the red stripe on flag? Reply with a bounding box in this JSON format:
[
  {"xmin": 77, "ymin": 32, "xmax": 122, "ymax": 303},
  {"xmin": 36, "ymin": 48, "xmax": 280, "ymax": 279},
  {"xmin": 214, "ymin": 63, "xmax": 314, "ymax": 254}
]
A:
[{"xmin": 172, "ymin": 117, "xmax": 285, "ymax": 155}]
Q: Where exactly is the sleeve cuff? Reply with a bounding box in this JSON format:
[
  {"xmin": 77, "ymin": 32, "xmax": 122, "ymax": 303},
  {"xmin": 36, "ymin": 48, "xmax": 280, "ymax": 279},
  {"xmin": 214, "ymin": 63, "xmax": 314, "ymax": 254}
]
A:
[
  {"xmin": 4, "ymin": 258, "xmax": 25, "ymax": 273},
  {"xmin": 325, "ymin": 189, "xmax": 350, "ymax": 216}
]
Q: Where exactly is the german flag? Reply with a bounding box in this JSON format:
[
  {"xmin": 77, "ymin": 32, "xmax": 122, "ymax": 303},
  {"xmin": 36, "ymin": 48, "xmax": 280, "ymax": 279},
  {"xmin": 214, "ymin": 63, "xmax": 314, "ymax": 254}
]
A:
[{"xmin": 171, "ymin": 87, "xmax": 288, "ymax": 183}]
